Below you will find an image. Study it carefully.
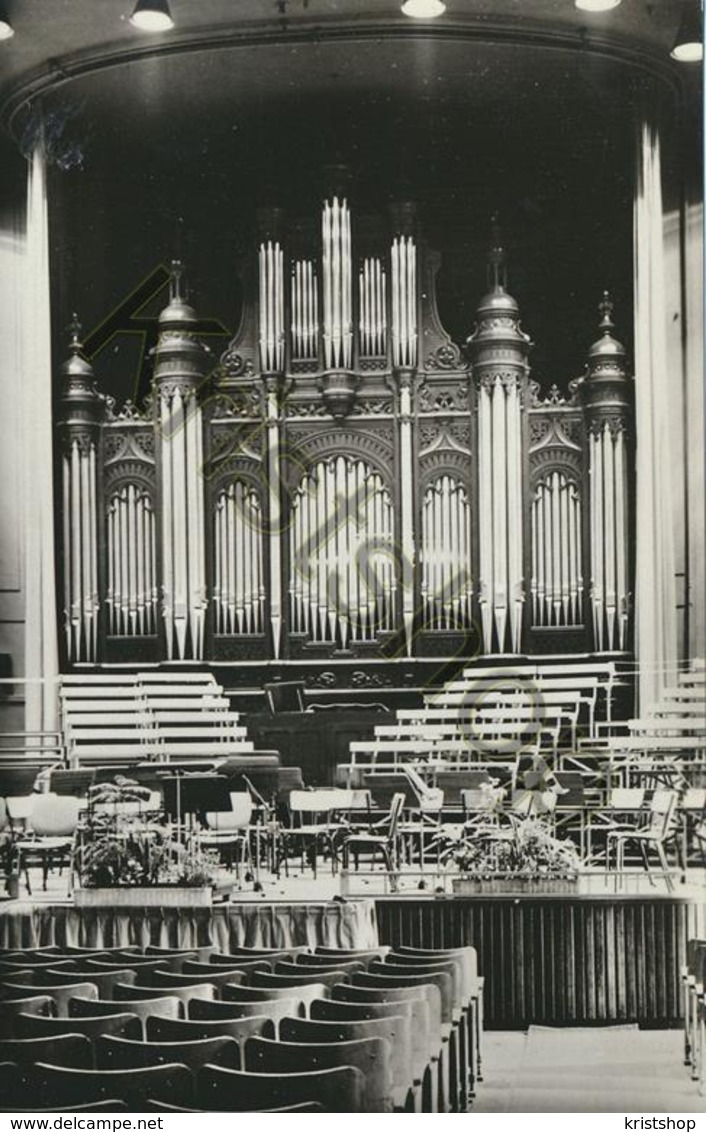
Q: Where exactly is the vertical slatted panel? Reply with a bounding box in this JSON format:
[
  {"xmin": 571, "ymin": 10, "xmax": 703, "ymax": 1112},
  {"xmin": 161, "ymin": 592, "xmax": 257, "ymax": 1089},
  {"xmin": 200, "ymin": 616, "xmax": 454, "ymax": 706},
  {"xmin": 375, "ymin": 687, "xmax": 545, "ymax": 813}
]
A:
[
  {"xmin": 213, "ymin": 482, "xmax": 264, "ymax": 635},
  {"xmin": 106, "ymin": 486, "xmax": 157, "ymax": 637},
  {"xmin": 374, "ymin": 897, "xmax": 688, "ymax": 1028}
]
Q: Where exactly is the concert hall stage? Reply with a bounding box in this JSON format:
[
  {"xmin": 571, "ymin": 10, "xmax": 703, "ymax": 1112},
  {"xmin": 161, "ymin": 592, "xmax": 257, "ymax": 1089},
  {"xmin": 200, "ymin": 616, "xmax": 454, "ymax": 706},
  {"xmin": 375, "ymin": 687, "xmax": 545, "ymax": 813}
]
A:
[{"xmin": 2, "ymin": 886, "xmax": 702, "ymax": 1030}]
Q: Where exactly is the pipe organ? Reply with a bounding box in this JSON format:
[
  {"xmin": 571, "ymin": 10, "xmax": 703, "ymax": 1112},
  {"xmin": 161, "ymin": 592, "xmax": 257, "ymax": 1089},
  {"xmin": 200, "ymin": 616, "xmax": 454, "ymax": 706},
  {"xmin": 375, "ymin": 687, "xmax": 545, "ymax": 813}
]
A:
[{"xmin": 58, "ymin": 193, "xmax": 633, "ymax": 667}]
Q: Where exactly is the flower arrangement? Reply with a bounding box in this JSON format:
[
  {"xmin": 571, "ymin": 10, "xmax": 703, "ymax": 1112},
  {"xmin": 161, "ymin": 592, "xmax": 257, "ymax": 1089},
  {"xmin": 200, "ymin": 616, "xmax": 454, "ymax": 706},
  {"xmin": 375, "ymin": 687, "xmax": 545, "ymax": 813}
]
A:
[
  {"xmin": 453, "ymin": 815, "xmax": 581, "ymax": 880},
  {"xmin": 78, "ymin": 776, "xmax": 218, "ymax": 889}
]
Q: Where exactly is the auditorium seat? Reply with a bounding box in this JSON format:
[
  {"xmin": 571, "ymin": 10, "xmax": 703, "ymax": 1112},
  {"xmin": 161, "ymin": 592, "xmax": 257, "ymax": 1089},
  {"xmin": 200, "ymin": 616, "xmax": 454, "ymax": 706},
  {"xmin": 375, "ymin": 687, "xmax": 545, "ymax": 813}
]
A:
[
  {"xmin": 139, "ymin": 968, "xmax": 248, "ymax": 992},
  {"xmin": 69, "ymin": 994, "xmax": 182, "ymax": 1035},
  {"xmin": 281, "ymin": 1011, "xmax": 419, "ymax": 1111},
  {"xmin": 196, "ymin": 1062, "xmax": 365, "ymax": 1112},
  {"xmin": 1, "ymin": 980, "xmax": 98, "ymax": 1017},
  {"xmin": 189, "ymin": 995, "xmax": 301, "ymax": 1029},
  {"xmin": 0, "ymin": 1034, "xmax": 93, "ymax": 1068},
  {"xmin": 30, "ymin": 1061, "xmax": 194, "ymax": 1109},
  {"xmin": 206, "ymin": 946, "xmax": 308, "ymax": 963},
  {"xmin": 146, "ymin": 1013, "xmax": 276, "ymax": 1045},
  {"xmin": 29, "ymin": 966, "xmax": 138, "ymax": 998},
  {"xmin": 15, "ymin": 1012, "xmax": 142, "ymax": 1042},
  {"xmin": 96, "ymin": 1033, "xmax": 240, "ymax": 1071},
  {"xmin": 113, "ymin": 980, "xmax": 215, "ymax": 1012},
  {"xmin": 247, "ymin": 969, "xmax": 345, "ymax": 991},
  {"xmin": 244, "ymin": 1033, "xmax": 394, "ymax": 1112}
]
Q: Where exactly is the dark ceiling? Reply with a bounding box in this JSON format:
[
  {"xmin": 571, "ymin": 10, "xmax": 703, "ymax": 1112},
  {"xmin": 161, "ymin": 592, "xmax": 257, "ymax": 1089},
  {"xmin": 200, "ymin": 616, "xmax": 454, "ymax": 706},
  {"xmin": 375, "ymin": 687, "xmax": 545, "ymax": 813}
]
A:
[{"xmin": 0, "ymin": 1, "xmax": 700, "ymax": 400}]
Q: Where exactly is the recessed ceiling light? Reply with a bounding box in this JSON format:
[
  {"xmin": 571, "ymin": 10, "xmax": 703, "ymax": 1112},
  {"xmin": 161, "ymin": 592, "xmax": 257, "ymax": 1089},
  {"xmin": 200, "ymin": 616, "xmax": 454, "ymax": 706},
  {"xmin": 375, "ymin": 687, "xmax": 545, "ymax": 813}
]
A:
[
  {"xmin": 130, "ymin": 0, "xmax": 174, "ymax": 32},
  {"xmin": 671, "ymin": 1, "xmax": 703, "ymax": 61},
  {"xmin": 0, "ymin": 5, "xmax": 14, "ymax": 39},
  {"xmin": 575, "ymin": 0, "xmax": 621, "ymax": 11},
  {"xmin": 401, "ymin": 0, "xmax": 447, "ymax": 19}
]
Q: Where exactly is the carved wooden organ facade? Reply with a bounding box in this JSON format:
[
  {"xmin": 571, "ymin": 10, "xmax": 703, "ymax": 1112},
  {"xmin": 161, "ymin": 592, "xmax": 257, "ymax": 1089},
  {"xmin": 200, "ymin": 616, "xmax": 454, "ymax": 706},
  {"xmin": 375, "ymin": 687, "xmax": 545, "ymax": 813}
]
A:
[{"xmin": 58, "ymin": 196, "xmax": 633, "ymax": 666}]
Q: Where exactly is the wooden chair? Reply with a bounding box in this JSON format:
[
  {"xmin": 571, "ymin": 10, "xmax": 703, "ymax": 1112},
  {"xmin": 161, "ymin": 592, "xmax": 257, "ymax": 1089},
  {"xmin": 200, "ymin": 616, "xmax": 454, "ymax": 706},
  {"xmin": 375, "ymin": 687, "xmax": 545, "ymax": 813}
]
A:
[
  {"xmin": 113, "ymin": 981, "xmax": 214, "ymax": 1014},
  {"xmin": 607, "ymin": 788, "xmax": 681, "ymax": 890},
  {"xmin": 196, "ymin": 1062, "xmax": 365, "ymax": 1112},
  {"xmin": 200, "ymin": 791, "xmax": 254, "ymax": 881},
  {"xmin": 341, "ymin": 792, "xmax": 405, "ymax": 884},
  {"xmin": 265, "ymin": 965, "xmax": 352, "ymax": 988},
  {"xmin": 16, "ymin": 793, "xmax": 81, "ymax": 895},
  {"xmin": 96, "ymin": 1033, "xmax": 239, "ymax": 1071},
  {"xmin": 225, "ymin": 978, "xmax": 328, "ymax": 1013},
  {"xmin": 244, "ymin": 1033, "xmax": 394, "ymax": 1112},
  {"xmin": 140, "ymin": 968, "xmax": 247, "ymax": 993},
  {"xmin": 33, "ymin": 967, "xmax": 138, "ymax": 999},
  {"xmin": 16, "ymin": 1012, "xmax": 142, "ymax": 1042}
]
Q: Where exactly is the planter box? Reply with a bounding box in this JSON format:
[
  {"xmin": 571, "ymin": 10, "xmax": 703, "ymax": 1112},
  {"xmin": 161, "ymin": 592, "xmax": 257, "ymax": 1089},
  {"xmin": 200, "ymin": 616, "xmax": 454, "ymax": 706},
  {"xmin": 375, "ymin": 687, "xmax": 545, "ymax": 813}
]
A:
[
  {"xmin": 74, "ymin": 886, "xmax": 212, "ymax": 908},
  {"xmin": 452, "ymin": 876, "xmax": 579, "ymax": 896}
]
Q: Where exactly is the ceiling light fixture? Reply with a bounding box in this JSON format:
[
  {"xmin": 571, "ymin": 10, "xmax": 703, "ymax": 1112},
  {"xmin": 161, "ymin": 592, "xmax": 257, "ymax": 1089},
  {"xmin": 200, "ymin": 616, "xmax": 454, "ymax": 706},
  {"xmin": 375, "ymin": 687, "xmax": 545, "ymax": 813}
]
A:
[
  {"xmin": 574, "ymin": 0, "xmax": 621, "ymax": 11},
  {"xmin": 0, "ymin": 5, "xmax": 14, "ymax": 40},
  {"xmin": 671, "ymin": 0, "xmax": 703, "ymax": 61},
  {"xmin": 401, "ymin": 0, "xmax": 446, "ymax": 19},
  {"xmin": 130, "ymin": 0, "xmax": 175, "ymax": 32}
]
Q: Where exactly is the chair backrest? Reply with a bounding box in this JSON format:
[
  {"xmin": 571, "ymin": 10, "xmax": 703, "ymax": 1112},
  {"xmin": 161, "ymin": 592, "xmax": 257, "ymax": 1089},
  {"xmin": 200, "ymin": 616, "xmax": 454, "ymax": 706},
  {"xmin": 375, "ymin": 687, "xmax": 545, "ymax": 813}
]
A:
[
  {"xmin": 70, "ymin": 994, "xmax": 182, "ymax": 1030},
  {"xmin": 289, "ymin": 789, "xmax": 339, "ymax": 824},
  {"xmin": 282, "ymin": 1011, "xmax": 414, "ymax": 1089},
  {"xmin": 146, "ymin": 1014, "xmax": 276, "ymax": 1044},
  {"xmin": 324, "ymin": 989, "xmax": 431, "ymax": 1075},
  {"xmin": 648, "ymin": 789, "xmax": 680, "ymax": 838},
  {"xmin": 2, "ymin": 982, "xmax": 97, "ymax": 1017},
  {"xmin": 244, "ymin": 1035, "xmax": 393, "ymax": 1112},
  {"xmin": 28, "ymin": 793, "xmax": 82, "ymax": 836},
  {"xmin": 96, "ymin": 1033, "xmax": 240, "ymax": 1071},
  {"xmin": 32, "ymin": 1061, "xmax": 194, "ymax": 1108},
  {"xmin": 189, "ymin": 996, "xmax": 300, "ymax": 1025},
  {"xmin": 115, "ymin": 981, "xmax": 214, "ymax": 1007},
  {"xmin": 0, "ymin": 1034, "xmax": 92, "ymax": 1068},
  {"xmin": 205, "ymin": 791, "xmax": 253, "ymax": 832},
  {"xmin": 197, "ymin": 1062, "xmax": 365, "ymax": 1113},
  {"xmin": 608, "ymin": 788, "xmax": 645, "ymax": 810},
  {"xmin": 387, "ymin": 792, "xmax": 406, "ymax": 840},
  {"xmin": 15, "ymin": 1012, "xmax": 142, "ymax": 1042}
]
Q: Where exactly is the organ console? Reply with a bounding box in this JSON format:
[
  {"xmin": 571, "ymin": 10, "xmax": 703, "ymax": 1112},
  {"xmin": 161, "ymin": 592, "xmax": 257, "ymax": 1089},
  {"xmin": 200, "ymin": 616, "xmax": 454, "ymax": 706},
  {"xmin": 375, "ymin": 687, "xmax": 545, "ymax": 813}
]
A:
[{"xmin": 58, "ymin": 188, "xmax": 632, "ymax": 666}]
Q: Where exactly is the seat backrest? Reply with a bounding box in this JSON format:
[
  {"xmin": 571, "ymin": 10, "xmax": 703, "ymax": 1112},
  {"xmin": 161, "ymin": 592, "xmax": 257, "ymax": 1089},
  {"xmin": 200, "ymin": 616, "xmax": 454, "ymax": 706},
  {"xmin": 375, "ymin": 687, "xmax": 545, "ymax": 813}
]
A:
[
  {"xmin": 325, "ymin": 987, "xmax": 433, "ymax": 1072},
  {"xmin": 648, "ymin": 789, "xmax": 680, "ymax": 837},
  {"xmin": 367, "ymin": 961, "xmax": 455, "ymax": 1018},
  {"xmin": 116, "ymin": 981, "xmax": 214, "ymax": 1007},
  {"xmin": 348, "ymin": 975, "xmax": 443, "ymax": 1038},
  {"xmin": 608, "ymin": 788, "xmax": 645, "ymax": 810},
  {"xmin": 0, "ymin": 1034, "xmax": 92, "ymax": 1068},
  {"xmin": 146, "ymin": 1014, "xmax": 276, "ymax": 1044},
  {"xmin": 2, "ymin": 981, "xmax": 97, "ymax": 1017},
  {"xmin": 388, "ymin": 792, "xmax": 406, "ymax": 840},
  {"xmin": 32, "ymin": 1061, "xmax": 194, "ymax": 1108},
  {"xmin": 70, "ymin": 994, "xmax": 181, "ymax": 1030},
  {"xmin": 15, "ymin": 1012, "xmax": 142, "ymax": 1041},
  {"xmin": 96, "ymin": 1033, "xmax": 240, "ymax": 1071},
  {"xmin": 244, "ymin": 973, "xmax": 332, "ymax": 995},
  {"xmin": 197, "ymin": 1063, "xmax": 365, "ymax": 1113},
  {"xmin": 283, "ymin": 1010, "xmax": 415, "ymax": 1088},
  {"xmin": 189, "ymin": 996, "xmax": 300, "ymax": 1025},
  {"xmin": 28, "ymin": 793, "xmax": 82, "ymax": 836},
  {"xmin": 244, "ymin": 1035, "xmax": 393, "ymax": 1112}
]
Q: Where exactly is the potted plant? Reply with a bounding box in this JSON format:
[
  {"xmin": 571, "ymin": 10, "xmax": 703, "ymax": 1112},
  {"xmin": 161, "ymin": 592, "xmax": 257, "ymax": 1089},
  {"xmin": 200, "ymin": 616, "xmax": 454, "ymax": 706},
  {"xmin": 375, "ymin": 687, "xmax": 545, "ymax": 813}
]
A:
[
  {"xmin": 450, "ymin": 815, "xmax": 581, "ymax": 895},
  {"xmin": 74, "ymin": 777, "xmax": 219, "ymax": 907}
]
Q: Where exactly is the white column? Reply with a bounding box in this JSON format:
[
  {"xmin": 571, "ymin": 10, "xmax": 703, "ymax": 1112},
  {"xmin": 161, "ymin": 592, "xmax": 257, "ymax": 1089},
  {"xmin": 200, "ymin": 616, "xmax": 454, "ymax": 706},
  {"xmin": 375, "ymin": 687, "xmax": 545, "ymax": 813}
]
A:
[
  {"xmin": 634, "ymin": 120, "xmax": 678, "ymax": 707},
  {"xmin": 24, "ymin": 143, "xmax": 59, "ymax": 734},
  {"xmin": 399, "ymin": 380, "xmax": 415, "ymax": 656}
]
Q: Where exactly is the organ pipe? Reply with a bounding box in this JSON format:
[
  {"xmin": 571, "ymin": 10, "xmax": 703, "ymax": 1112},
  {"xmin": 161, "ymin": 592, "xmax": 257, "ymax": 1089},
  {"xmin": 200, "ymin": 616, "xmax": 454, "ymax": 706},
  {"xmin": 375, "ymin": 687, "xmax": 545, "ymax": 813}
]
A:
[
  {"xmin": 421, "ymin": 476, "xmax": 473, "ymax": 630},
  {"xmin": 322, "ymin": 197, "xmax": 352, "ymax": 370},
  {"xmin": 153, "ymin": 262, "xmax": 207, "ymax": 660},
  {"xmin": 586, "ymin": 421, "xmax": 630, "ymax": 653},
  {"xmin": 530, "ymin": 472, "xmax": 583, "ymax": 628},
  {"xmin": 289, "ymin": 457, "xmax": 395, "ymax": 645},
  {"xmin": 259, "ymin": 241, "xmax": 285, "ymax": 373},
  {"xmin": 106, "ymin": 486, "xmax": 157, "ymax": 638},
  {"xmin": 62, "ymin": 437, "xmax": 99, "ymax": 661},
  {"xmin": 213, "ymin": 482, "xmax": 265, "ymax": 635},
  {"xmin": 359, "ymin": 257, "xmax": 387, "ymax": 357},
  {"xmin": 291, "ymin": 259, "xmax": 319, "ymax": 361},
  {"xmin": 391, "ymin": 236, "xmax": 417, "ymax": 368}
]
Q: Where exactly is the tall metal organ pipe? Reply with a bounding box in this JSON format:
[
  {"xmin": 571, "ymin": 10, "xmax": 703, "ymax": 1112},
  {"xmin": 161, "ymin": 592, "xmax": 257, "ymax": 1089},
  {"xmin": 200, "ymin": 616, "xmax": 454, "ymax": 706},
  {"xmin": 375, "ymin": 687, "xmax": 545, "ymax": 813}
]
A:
[
  {"xmin": 153, "ymin": 263, "xmax": 207, "ymax": 661},
  {"xmin": 579, "ymin": 294, "xmax": 632, "ymax": 653},
  {"xmin": 59, "ymin": 320, "xmax": 102, "ymax": 662},
  {"xmin": 467, "ymin": 233, "xmax": 530, "ymax": 654}
]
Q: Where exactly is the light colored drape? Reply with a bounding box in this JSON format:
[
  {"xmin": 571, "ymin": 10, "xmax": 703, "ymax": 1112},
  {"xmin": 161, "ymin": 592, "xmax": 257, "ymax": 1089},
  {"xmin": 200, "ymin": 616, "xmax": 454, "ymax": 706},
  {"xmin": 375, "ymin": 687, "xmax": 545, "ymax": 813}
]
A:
[
  {"xmin": 23, "ymin": 142, "xmax": 59, "ymax": 735},
  {"xmin": 633, "ymin": 120, "xmax": 678, "ymax": 709}
]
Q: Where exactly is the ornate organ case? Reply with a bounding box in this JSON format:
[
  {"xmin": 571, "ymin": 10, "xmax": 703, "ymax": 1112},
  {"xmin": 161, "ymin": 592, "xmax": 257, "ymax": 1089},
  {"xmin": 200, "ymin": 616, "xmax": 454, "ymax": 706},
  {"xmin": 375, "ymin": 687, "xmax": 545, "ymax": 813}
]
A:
[{"xmin": 58, "ymin": 193, "xmax": 632, "ymax": 667}]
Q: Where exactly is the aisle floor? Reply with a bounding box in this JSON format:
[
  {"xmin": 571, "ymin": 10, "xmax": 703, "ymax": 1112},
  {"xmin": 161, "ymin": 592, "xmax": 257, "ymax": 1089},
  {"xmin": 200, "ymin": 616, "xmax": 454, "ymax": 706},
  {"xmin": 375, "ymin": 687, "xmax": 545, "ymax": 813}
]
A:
[{"xmin": 472, "ymin": 1026, "xmax": 705, "ymax": 1113}]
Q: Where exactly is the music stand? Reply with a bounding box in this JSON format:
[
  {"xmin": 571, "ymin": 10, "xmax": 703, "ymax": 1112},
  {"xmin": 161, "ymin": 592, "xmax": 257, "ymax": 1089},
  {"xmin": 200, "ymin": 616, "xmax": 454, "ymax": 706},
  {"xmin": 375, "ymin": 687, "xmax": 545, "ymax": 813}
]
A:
[{"xmin": 162, "ymin": 774, "xmax": 233, "ymax": 836}]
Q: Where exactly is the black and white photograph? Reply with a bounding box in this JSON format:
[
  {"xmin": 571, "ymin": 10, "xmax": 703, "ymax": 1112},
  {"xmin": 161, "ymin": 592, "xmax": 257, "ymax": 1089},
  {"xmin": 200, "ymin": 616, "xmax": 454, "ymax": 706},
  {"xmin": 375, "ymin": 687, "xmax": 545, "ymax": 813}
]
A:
[{"xmin": 0, "ymin": 0, "xmax": 703, "ymax": 1118}]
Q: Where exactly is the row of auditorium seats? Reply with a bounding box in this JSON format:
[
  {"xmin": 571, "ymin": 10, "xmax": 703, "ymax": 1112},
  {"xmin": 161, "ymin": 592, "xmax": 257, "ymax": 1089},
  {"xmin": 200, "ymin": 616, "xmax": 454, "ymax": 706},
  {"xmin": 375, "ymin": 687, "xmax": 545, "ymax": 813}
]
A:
[
  {"xmin": 0, "ymin": 942, "xmax": 482, "ymax": 1113},
  {"xmin": 683, "ymin": 937, "xmax": 706, "ymax": 1091}
]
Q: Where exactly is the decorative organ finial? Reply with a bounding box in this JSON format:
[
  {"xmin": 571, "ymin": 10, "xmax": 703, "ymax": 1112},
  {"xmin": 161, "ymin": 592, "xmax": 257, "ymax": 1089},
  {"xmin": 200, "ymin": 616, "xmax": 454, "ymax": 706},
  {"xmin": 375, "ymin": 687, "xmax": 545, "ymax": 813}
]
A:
[
  {"xmin": 598, "ymin": 289, "xmax": 615, "ymax": 335},
  {"xmin": 487, "ymin": 213, "xmax": 507, "ymax": 292},
  {"xmin": 68, "ymin": 312, "xmax": 83, "ymax": 353},
  {"xmin": 169, "ymin": 259, "xmax": 186, "ymax": 303}
]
